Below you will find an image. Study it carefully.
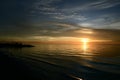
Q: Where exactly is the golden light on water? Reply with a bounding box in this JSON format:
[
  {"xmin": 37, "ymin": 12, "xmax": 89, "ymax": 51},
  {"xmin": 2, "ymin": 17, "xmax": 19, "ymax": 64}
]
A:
[{"xmin": 81, "ymin": 38, "xmax": 90, "ymax": 52}]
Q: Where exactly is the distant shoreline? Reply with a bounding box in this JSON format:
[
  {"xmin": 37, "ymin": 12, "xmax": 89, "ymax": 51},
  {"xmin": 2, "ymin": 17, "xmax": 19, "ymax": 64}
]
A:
[{"xmin": 0, "ymin": 42, "xmax": 34, "ymax": 48}]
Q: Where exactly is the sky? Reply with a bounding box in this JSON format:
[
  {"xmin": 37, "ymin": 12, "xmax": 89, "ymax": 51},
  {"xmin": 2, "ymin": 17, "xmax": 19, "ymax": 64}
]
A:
[{"xmin": 0, "ymin": 0, "xmax": 120, "ymax": 42}]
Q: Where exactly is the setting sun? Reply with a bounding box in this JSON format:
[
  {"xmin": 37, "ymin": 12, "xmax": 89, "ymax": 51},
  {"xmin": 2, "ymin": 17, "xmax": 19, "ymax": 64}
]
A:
[{"xmin": 81, "ymin": 38, "xmax": 90, "ymax": 43}]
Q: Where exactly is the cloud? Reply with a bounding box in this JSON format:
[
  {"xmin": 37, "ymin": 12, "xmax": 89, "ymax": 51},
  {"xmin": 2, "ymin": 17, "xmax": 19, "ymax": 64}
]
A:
[
  {"xmin": 1, "ymin": 22, "xmax": 120, "ymax": 41},
  {"xmin": 74, "ymin": 29, "xmax": 94, "ymax": 34},
  {"xmin": 29, "ymin": 0, "xmax": 120, "ymax": 23},
  {"xmin": 31, "ymin": 0, "xmax": 62, "ymax": 13},
  {"xmin": 53, "ymin": 13, "xmax": 87, "ymax": 21},
  {"xmin": 29, "ymin": 0, "xmax": 120, "ymax": 22},
  {"xmin": 23, "ymin": 28, "xmax": 120, "ymax": 41},
  {"xmin": 55, "ymin": 23, "xmax": 76, "ymax": 28},
  {"xmin": 89, "ymin": 0, "xmax": 120, "ymax": 9},
  {"xmin": 60, "ymin": 0, "xmax": 120, "ymax": 13},
  {"xmin": 76, "ymin": 13, "xmax": 120, "ymax": 29},
  {"xmin": 1, "ymin": 0, "xmax": 120, "ymax": 41},
  {"xmin": 29, "ymin": 0, "xmax": 88, "ymax": 22},
  {"xmin": 106, "ymin": 21, "xmax": 120, "ymax": 29},
  {"xmin": 38, "ymin": 0, "xmax": 62, "ymax": 5},
  {"xmin": 30, "ymin": 22, "xmax": 80, "ymax": 34}
]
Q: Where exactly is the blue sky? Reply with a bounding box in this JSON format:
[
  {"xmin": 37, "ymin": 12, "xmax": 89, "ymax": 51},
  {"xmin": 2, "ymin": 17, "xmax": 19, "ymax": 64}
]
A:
[{"xmin": 0, "ymin": 0, "xmax": 120, "ymax": 41}]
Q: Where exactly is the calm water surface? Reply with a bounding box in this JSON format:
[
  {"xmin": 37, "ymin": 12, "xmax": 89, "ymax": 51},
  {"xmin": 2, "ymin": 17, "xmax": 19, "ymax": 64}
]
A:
[{"xmin": 1, "ymin": 44, "xmax": 120, "ymax": 80}]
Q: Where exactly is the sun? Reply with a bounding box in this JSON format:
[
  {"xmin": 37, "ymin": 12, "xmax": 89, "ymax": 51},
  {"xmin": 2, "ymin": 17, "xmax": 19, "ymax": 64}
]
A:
[{"xmin": 81, "ymin": 38, "xmax": 89, "ymax": 43}]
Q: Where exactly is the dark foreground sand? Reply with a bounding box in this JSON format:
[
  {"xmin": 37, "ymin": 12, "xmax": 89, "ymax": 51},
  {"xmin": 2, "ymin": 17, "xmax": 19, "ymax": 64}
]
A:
[
  {"xmin": 0, "ymin": 51, "xmax": 120, "ymax": 80},
  {"xmin": 0, "ymin": 51, "xmax": 76, "ymax": 80},
  {"xmin": 0, "ymin": 51, "xmax": 35, "ymax": 80}
]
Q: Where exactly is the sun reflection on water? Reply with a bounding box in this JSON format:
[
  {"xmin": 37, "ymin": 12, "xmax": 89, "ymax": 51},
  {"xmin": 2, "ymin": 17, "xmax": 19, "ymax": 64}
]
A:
[
  {"xmin": 83, "ymin": 41, "xmax": 88, "ymax": 52},
  {"xmin": 81, "ymin": 38, "xmax": 89, "ymax": 53}
]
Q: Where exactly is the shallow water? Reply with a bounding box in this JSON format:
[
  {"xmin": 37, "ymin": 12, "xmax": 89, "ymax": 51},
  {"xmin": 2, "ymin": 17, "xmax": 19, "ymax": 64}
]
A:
[{"xmin": 0, "ymin": 44, "xmax": 120, "ymax": 80}]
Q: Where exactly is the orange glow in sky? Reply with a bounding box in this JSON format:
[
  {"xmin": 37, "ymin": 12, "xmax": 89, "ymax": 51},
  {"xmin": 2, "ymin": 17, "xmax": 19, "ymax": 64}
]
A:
[{"xmin": 81, "ymin": 38, "xmax": 90, "ymax": 43}]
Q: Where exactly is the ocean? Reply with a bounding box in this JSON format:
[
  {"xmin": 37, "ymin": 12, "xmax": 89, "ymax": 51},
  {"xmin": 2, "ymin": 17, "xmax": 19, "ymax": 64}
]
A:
[{"xmin": 0, "ymin": 44, "xmax": 120, "ymax": 80}]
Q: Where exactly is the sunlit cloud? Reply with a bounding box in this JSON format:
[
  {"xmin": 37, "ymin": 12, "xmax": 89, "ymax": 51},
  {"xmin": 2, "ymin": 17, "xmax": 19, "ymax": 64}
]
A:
[
  {"xmin": 27, "ymin": 36, "xmax": 81, "ymax": 42},
  {"xmin": 78, "ymin": 23, "xmax": 92, "ymax": 27},
  {"xmin": 53, "ymin": 14, "xmax": 87, "ymax": 21},
  {"xmin": 74, "ymin": 29, "xmax": 93, "ymax": 34},
  {"xmin": 55, "ymin": 23, "xmax": 76, "ymax": 29}
]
